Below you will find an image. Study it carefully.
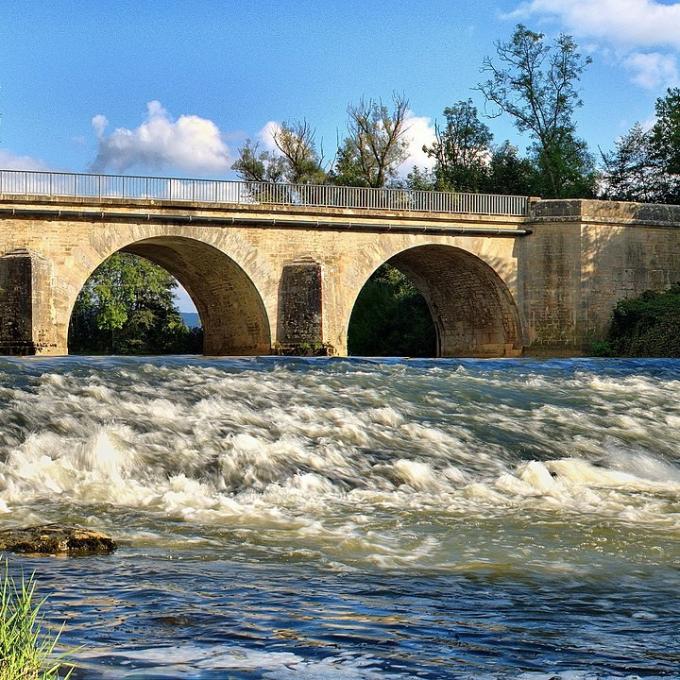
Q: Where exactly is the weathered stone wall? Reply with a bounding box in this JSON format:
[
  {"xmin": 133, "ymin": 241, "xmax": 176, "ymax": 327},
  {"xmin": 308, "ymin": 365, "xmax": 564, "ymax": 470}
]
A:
[
  {"xmin": 526, "ymin": 199, "xmax": 680, "ymax": 352},
  {"xmin": 277, "ymin": 260, "xmax": 324, "ymax": 353},
  {"xmin": 1, "ymin": 194, "xmax": 679, "ymax": 357},
  {"xmin": 0, "ymin": 249, "xmax": 56, "ymax": 354}
]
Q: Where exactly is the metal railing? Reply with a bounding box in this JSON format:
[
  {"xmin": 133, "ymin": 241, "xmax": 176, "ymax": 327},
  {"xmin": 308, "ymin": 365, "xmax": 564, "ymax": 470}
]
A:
[{"xmin": 0, "ymin": 169, "xmax": 530, "ymax": 216}]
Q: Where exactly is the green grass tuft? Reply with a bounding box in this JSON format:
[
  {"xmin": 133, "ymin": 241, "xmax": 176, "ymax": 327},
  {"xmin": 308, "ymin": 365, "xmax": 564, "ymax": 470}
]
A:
[{"xmin": 0, "ymin": 561, "xmax": 73, "ymax": 680}]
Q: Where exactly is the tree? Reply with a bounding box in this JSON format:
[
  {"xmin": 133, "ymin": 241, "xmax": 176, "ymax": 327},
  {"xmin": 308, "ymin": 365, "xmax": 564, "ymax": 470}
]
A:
[
  {"xmin": 69, "ymin": 253, "xmax": 201, "ymax": 354},
  {"xmin": 486, "ymin": 141, "xmax": 536, "ymax": 195},
  {"xmin": 478, "ymin": 24, "xmax": 595, "ymax": 198},
  {"xmin": 272, "ymin": 119, "xmax": 327, "ymax": 184},
  {"xmin": 649, "ymin": 87, "xmax": 680, "ymax": 203},
  {"xmin": 232, "ymin": 120, "xmax": 327, "ymax": 203},
  {"xmin": 425, "ymin": 100, "xmax": 493, "ymax": 192},
  {"xmin": 601, "ymin": 89, "xmax": 680, "ymax": 204},
  {"xmin": 600, "ymin": 124, "xmax": 664, "ymax": 203},
  {"xmin": 333, "ymin": 94, "xmax": 410, "ymax": 187},
  {"xmin": 231, "ymin": 140, "xmax": 285, "ymax": 183},
  {"xmin": 405, "ymin": 166, "xmax": 436, "ymax": 191}
]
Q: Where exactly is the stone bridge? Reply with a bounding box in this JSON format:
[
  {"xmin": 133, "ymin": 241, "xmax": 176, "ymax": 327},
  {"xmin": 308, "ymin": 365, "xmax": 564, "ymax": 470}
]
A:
[{"xmin": 1, "ymin": 170, "xmax": 679, "ymax": 357}]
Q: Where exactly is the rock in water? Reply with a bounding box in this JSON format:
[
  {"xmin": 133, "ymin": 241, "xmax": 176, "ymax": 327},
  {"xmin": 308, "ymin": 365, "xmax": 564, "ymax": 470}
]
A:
[{"xmin": 0, "ymin": 524, "xmax": 116, "ymax": 555}]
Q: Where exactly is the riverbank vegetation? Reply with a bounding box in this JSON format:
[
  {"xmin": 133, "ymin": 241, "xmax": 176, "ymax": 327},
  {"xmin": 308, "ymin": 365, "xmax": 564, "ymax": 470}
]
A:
[
  {"xmin": 70, "ymin": 24, "xmax": 680, "ymax": 357},
  {"xmin": 0, "ymin": 564, "xmax": 72, "ymax": 679},
  {"xmin": 348, "ymin": 265, "xmax": 436, "ymax": 357},
  {"xmin": 594, "ymin": 286, "xmax": 680, "ymax": 357},
  {"xmin": 69, "ymin": 253, "xmax": 202, "ymax": 355}
]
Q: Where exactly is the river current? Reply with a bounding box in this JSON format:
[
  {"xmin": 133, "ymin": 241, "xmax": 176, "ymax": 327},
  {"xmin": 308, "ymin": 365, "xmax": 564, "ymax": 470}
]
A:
[{"xmin": 0, "ymin": 356, "xmax": 678, "ymax": 678}]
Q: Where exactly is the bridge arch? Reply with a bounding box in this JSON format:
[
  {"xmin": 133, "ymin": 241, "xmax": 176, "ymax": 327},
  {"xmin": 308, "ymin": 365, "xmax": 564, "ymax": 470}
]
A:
[
  {"xmin": 66, "ymin": 235, "xmax": 271, "ymax": 355},
  {"xmin": 346, "ymin": 244, "xmax": 524, "ymax": 357}
]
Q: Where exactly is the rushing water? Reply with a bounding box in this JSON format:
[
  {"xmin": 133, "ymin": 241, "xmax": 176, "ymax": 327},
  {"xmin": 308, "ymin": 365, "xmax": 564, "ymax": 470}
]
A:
[{"xmin": 0, "ymin": 356, "xmax": 678, "ymax": 678}]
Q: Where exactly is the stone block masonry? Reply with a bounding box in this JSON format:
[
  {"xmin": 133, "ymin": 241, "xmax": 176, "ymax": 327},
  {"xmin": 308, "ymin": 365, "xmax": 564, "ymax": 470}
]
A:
[{"xmin": 1, "ymin": 193, "xmax": 679, "ymax": 357}]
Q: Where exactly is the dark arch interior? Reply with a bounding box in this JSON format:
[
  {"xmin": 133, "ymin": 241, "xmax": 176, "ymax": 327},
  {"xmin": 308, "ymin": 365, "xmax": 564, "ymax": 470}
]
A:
[
  {"xmin": 348, "ymin": 245, "xmax": 524, "ymax": 358},
  {"xmin": 68, "ymin": 237, "xmax": 271, "ymax": 356},
  {"xmin": 348, "ymin": 264, "xmax": 437, "ymax": 357}
]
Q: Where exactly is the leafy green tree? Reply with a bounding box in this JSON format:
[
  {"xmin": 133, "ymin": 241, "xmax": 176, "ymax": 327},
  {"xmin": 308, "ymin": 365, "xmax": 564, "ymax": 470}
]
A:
[
  {"xmin": 272, "ymin": 119, "xmax": 327, "ymax": 184},
  {"xmin": 650, "ymin": 87, "xmax": 680, "ymax": 203},
  {"xmin": 231, "ymin": 140, "xmax": 286, "ymax": 183},
  {"xmin": 405, "ymin": 166, "xmax": 436, "ymax": 191},
  {"xmin": 601, "ymin": 89, "xmax": 680, "ymax": 204},
  {"xmin": 478, "ymin": 24, "xmax": 595, "ymax": 198},
  {"xmin": 348, "ymin": 264, "xmax": 436, "ymax": 357},
  {"xmin": 425, "ymin": 100, "xmax": 493, "ymax": 192},
  {"xmin": 69, "ymin": 253, "xmax": 201, "ymax": 355},
  {"xmin": 333, "ymin": 94, "xmax": 410, "ymax": 188},
  {"xmin": 233, "ymin": 120, "xmax": 326, "ymax": 185},
  {"xmin": 486, "ymin": 141, "xmax": 536, "ymax": 195},
  {"xmin": 600, "ymin": 123, "xmax": 665, "ymax": 202}
]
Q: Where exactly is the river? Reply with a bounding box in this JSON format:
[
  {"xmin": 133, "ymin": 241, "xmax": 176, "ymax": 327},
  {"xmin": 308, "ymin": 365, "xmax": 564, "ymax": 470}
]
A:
[{"xmin": 0, "ymin": 356, "xmax": 678, "ymax": 678}]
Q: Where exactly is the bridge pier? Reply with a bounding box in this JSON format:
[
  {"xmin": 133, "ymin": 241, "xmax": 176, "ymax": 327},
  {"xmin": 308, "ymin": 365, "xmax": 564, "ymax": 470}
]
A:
[
  {"xmin": 276, "ymin": 259, "xmax": 327, "ymax": 354},
  {"xmin": 0, "ymin": 249, "xmax": 61, "ymax": 355}
]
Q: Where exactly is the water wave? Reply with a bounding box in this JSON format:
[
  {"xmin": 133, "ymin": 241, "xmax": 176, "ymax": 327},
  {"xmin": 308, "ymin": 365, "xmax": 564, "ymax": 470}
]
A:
[{"xmin": 1, "ymin": 357, "xmax": 678, "ymax": 571}]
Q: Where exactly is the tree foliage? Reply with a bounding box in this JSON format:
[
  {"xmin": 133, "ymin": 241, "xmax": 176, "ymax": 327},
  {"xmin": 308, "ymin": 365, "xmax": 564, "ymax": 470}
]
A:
[
  {"xmin": 348, "ymin": 264, "xmax": 436, "ymax": 357},
  {"xmin": 601, "ymin": 88, "xmax": 680, "ymax": 204},
  {"xmin": 424, "ymin": 99, "xmax": 493, "ymax": 192},
  {"xmin": 272, "ymin": 119, "xmax": 327, "ymax": 184},
  {"xmin": 487, "ymin": 141, "xmax": 536, "ymax": 196},
  {"xmin": 69, "ymin": 253, "xmax": 202, "ymax": 355},
  {"xmin": 333, "ymin": 94, "xmax": 410, "ymax": 187},
  {"xmin": 601, "ymin": 285, "xmax": 680, "ymax": 356},
  {"xmin": 232, "ymin": 120, "xmax": 327, "ymax": 194},
  {"xmin": 478, "ymin": 24, "xmax": 595, "ymax": 198},
  {"xmin": 650, "ymin": 87, "xmax": 680, "ymax": 203},
  {"xmin": 600, "ymin": 124, "xmax": 664, "ymax": 202},
  {"xmin": 423, "ymin": 100, "xmax": 536, "ymax": 195},
  {"xmin": 231, "ymin": 140, "xmax": 286, "ymax": 183}
]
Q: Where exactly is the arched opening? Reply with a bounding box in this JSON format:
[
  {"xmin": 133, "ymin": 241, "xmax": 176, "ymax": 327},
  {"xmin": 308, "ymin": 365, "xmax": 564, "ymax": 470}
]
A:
[
  {"xmin": 67, "ymin": 236, "xmax": 271, "ymax": 356},
  {"xmin": 348, "ymin": 264, "xmax": 437, "ymax": 357},
  {"xmin": 347, "ymin": 245, "xmax": 524, "ymax": 358}
]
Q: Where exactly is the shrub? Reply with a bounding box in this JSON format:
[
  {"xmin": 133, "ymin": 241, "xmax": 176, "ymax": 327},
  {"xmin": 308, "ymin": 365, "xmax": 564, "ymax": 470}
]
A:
[{"xmin": 606, "ymin": 284, "xmax": 680, "ymax": 357}]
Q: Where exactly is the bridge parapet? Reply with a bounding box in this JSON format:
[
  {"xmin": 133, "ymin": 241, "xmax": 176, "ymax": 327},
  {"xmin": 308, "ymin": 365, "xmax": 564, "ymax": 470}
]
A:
[{"xmin": 0, "ymin": 169, "xmax": 529, "ymax": 217}]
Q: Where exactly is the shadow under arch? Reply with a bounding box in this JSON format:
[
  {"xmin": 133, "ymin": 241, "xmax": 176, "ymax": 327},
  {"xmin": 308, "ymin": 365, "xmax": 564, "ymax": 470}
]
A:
[
  {"xmin": 68, "ymin": 235, "xmax": 271, "ymax": 355},
  {"xmin": 348, "ymin": 244, "xmax": 525, "ymax": 358}
]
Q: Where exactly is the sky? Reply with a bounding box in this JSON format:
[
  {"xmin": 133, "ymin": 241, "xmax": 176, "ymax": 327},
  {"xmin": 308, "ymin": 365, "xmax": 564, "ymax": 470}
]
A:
[{"xmin": 2, "ymin": 0, "xmax": 679, "ymax": 309}]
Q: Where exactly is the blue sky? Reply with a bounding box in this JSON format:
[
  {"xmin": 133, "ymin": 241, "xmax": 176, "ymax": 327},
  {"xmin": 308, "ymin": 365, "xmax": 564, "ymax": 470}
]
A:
[
  {"xmin": 2, "ymin": 0, "xmax": 679, "ymax": 311},
  {"xmin": 2, "ymin": 0, "xmax": 680, "ymax": 180}
]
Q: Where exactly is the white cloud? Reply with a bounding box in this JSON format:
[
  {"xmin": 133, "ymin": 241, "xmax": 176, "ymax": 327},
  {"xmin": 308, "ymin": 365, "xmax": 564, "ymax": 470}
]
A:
[
  {"xmin": 624, "ymin": 51, "xmax": 680, "ymax": 89},
  {"xmin": 511, "ymin": 0, "xmax": 680, "ymax": 89},
  {"xmin": 257, "ymin": 121, "xmax": 282, "ymax": 152},
  {"xmin": 397, "ymin": 113, "xmax": 437, "ymax": 177},
  {"xmin": 0, "ymin": 149, "xmax": 51, "ymax": 171},
  {"xmin": 90, "ymin": 101, "xmax": 231, "ymax": 175},
  {"xmin": 512, "ymin": 0, "xmax": 680, "ymax": 49}
]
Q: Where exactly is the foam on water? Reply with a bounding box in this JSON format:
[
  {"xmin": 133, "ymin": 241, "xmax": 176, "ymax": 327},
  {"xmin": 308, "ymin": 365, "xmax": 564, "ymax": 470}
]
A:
[{"xmin": 0, "ymin": 357, "xmax": 678, "ymax": 570}]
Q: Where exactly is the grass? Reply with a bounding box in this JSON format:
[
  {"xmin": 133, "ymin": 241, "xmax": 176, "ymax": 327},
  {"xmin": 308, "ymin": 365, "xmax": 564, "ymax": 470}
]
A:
[{"xmin": 0, "ymin": 562, "xmax": 73, "ymax": 679}]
